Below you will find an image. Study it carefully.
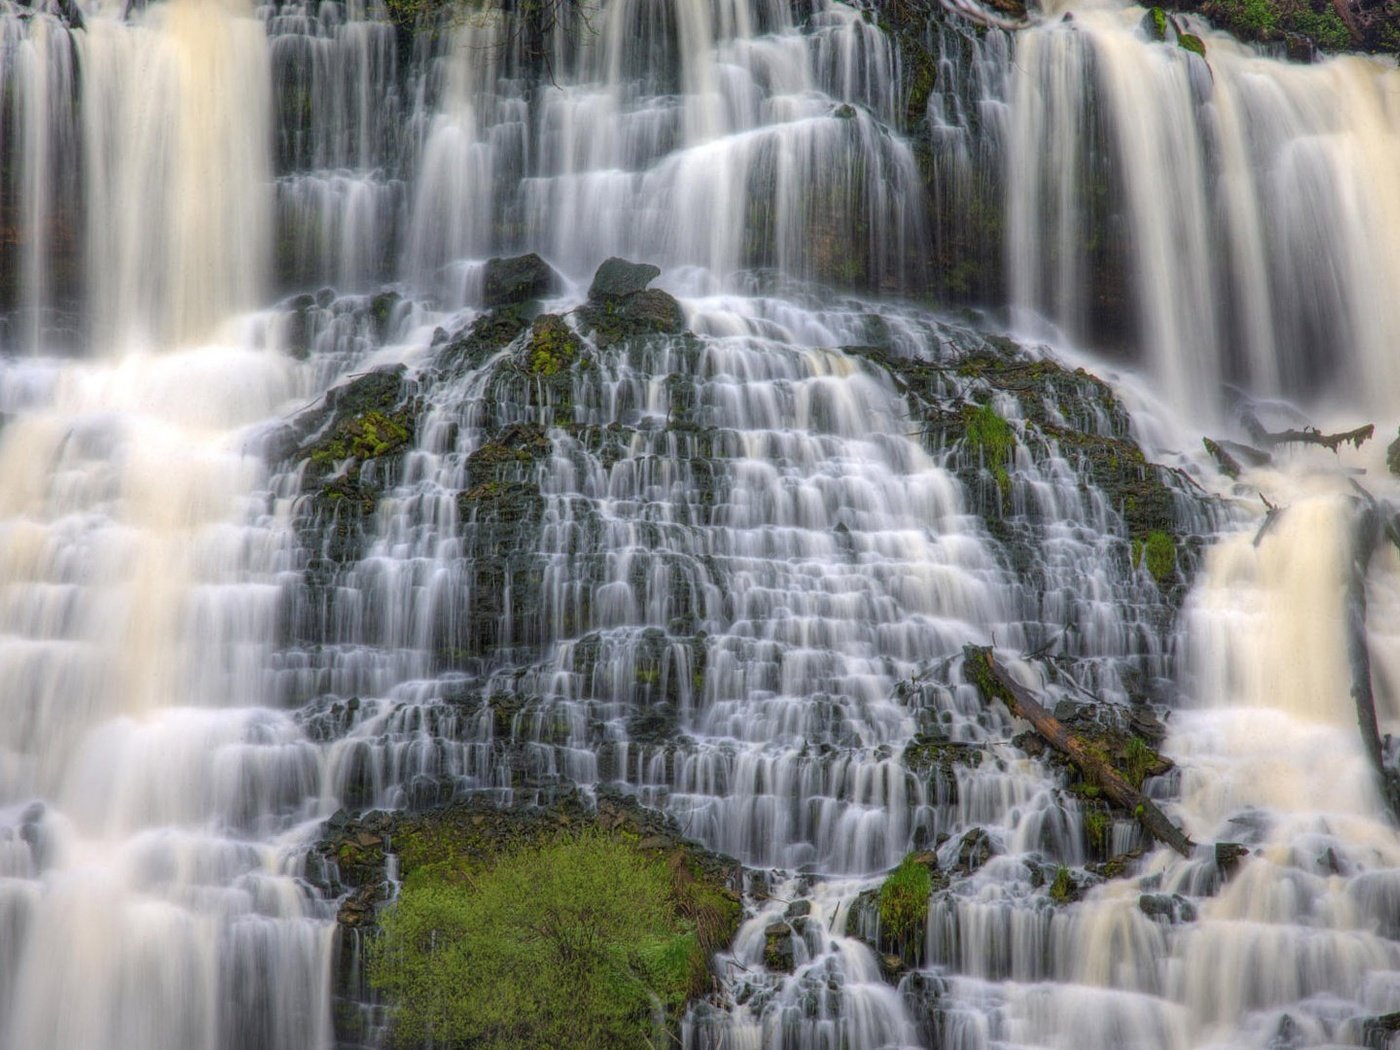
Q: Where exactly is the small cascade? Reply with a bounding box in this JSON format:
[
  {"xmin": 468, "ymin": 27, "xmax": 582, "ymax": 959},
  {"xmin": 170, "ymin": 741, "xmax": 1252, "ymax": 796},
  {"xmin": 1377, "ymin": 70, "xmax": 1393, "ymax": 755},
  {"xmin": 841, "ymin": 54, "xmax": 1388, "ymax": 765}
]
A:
[{"xmin": 1002, "ymin": 2, "xmax": 1400, "ymax": 415}]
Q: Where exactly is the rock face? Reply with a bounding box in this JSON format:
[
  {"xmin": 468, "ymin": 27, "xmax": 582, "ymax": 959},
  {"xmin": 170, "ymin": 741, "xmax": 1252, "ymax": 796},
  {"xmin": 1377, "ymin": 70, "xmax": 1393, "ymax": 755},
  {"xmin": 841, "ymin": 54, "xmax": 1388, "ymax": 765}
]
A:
[{"xmin": 482, "ymin": 252, "xmax": 560, "ymax": 307}]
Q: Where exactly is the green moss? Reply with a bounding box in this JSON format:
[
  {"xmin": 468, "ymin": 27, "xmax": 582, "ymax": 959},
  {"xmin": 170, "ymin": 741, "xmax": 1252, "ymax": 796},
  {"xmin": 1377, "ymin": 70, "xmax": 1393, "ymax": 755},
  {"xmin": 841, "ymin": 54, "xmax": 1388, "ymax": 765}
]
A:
[
  {"xmin": 309, "ymin": 410, "xmax": 411, "ymax": 468},
  {"xmin": 1082, "ymin": 807, "xmax": 1110, "ymax": 850},
  {"xmin": 1049, "ymin": 865, "xmax": 1074, "ymax": 904},
  {"xmin": 1149, "ymin": 6, "xmax": 1168, "ymax": 39},
  {"xmin": 1178, "ymin": 32, "xmax": 1207, "ymax": 55},
  {"xmin": 1123, "ymin": 735, "xmax": 1154, "ymax": 788},
  {"xmin": 524, "ymin": 314, "xmax": 582, "ymax": 377},
  {"xmin": 963, "ymin": 402, "xmax": 1015, "ymax": 496},
  {"xmin": 1132, "ymin": 530, "xmax": 1176, "ymax": 584},
  {"xmin": 370, "ymin": 832, "xmax": 716, "ymax": 1049},
  {"xmin": 878, "ymin": 853, "xmax": 933, "ymax": 949},
  {"xmin": 1197, "ymin": 0, "xmax": 1354, "ymax": 51}
]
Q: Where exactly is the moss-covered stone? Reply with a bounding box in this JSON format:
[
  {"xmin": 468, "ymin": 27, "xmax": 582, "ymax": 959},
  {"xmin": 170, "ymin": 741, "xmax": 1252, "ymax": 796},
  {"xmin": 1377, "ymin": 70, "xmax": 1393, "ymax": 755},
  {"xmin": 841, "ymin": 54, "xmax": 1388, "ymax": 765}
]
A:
[
  {"xmin": 521, "ymin": 313, "xmax": 583, "ymax": 377},
  {"xmin": 437, "ymin": 305, "xmax": 532, "ymax": 373},
  {"xmin": 587, "ymin": 257, "xmax": 661, "ymax": 300},
  {"xmin": 482, "ymin": 252, "xmax": 559, "ymax": 308},
  {"xmin": 1167, "ymin": 0, "xmax": 1364, "ymax": 53},
  {"xmin": 578, "ymin": 288, "xmax": 687, "ymax": 347},
  {"xmin": 1178, "ymin": 30, "xmax": 1207, "ymax": 54}
]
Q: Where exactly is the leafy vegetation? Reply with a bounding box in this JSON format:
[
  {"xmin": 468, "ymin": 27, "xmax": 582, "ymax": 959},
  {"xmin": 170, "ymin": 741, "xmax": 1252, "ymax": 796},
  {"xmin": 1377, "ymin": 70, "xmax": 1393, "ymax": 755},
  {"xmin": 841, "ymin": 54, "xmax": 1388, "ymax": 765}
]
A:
[
  {"xmin": 369, "ymin": 832, "xmax": 719, "ymax": 1049},
  {"xmin": 878, "ymin": 853, "xmax": 933, "ymax": 950},
  {"xmin": 963, "ymin": 402, "xmax": 1015, "ymax": 496},
  {"xmin": 1132, "ymin": 530, "xmax": 1176, "ymax": 584}
]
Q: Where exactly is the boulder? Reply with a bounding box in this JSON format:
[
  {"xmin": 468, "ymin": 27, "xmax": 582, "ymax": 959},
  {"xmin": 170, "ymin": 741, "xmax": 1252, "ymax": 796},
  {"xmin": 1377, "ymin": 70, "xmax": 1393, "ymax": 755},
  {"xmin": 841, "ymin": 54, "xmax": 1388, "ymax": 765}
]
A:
[
  {"xmin": 588, "ymin": 257, "xmax": 661, "ymax": 300},
  {"xmin": 483, "ymin": 253, "xmax": 559, "ymax": 308}
]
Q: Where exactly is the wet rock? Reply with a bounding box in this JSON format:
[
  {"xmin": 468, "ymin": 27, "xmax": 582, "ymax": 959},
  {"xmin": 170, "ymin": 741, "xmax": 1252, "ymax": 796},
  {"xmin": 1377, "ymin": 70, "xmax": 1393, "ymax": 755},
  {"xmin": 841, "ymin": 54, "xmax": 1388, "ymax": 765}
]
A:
[
  {"xmin": 518, "ymin": 313, "xmax": 583, "ymax": 377},
  {"xmin": 763, "ymin": 922, "xmax": 795, "ymax": 973},
  {"xmin": 1215, "ymin": 841, "xmax": 1250, "ymax": 878},
  {"xmin": 1387, "ymin": 427, "xmax": 1400, "ymax": 477},
  {"xmin": 437, "ymin": 306, "xmax": 532, "ymax": 373},
  {"xmin": 954, "ymin": 827, "xmax": 995, "ymax": 874},
  {"xmin": 367, "ymin": 289, "xmax": 401, "ymax": 340},
  {"xmin": 1138, "ymin": 892, "xmax": 1198, "ymax": 923},
  {"xmin": 784, "ymin": 899, "xmax": 812, "ymax": 920},
  {"xmin": 1363, "ymin": 1011, "xmax": 1400, "ymax": 1049},
  {"xmin": 579, "ymin": 288, "xmax": 686, "ymax": 347},
  {"xmin": 587, "ymin": 257, "xmax": 661, "ymax": 300},
  {"xmin": 482, "ymin": 252, "xmax": 559, "ymax": 308}
]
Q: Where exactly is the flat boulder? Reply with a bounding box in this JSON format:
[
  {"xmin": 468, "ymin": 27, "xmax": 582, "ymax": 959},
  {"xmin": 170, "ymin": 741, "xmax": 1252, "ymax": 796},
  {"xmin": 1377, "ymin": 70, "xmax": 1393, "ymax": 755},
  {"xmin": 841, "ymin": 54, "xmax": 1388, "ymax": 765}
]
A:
[
  {"xmin": 483, "ymin": 253, "xmax": 559, "ymax": 308},
  {"xmin": 588, "ymin": 257, "xmax": 661, "ymax": 300}
]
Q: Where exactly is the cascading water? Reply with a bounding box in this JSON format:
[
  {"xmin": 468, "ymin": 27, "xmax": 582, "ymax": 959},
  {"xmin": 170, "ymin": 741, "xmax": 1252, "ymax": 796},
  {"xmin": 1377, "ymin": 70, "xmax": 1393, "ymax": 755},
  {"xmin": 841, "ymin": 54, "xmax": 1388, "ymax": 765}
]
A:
[{"xmin": 0, "ymin": 0, "xmax": 1398, "ymax": 1048}]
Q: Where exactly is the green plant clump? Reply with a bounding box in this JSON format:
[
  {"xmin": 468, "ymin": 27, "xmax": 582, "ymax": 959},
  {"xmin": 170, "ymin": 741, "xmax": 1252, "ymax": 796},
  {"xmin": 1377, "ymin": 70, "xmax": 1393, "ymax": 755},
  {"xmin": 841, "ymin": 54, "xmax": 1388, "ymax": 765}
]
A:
[
  {"xmin": 309, "ymin": 410, "xmax": 411, "ymax": 468},
  {"xmin": 878, "ymin": 853, "xmax": 933, "ymax": 946},
  {"xmin": 963, "ymin": 402, "xmax": 1015, "ymax": 495},
  {"xmin": 1132, "ymin": 529, "xmax": 1176, "ymax": 583},
  {"xmin": 1049, "ymin": 865, "xmax": 1074, "ymax": 904},
  {"xmin": 369, "ymin": 833, "xmax": 709, "ymax": 1049},
  {"xmin": 1082, "ymin": 807, "xmax": 1110, "ymax": 850},
  {"xmin": 1123, "ymin": 734, "xmax": 1154, "ymax": 787}
]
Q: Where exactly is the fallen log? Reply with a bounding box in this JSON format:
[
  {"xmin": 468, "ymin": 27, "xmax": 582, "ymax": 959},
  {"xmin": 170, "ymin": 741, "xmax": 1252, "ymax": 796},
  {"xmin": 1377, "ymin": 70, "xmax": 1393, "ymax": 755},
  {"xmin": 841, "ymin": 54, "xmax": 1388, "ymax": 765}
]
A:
[
  {"xmin": 1242, "ymin": 412, "xmax": 1374, "ymax": 453},
  {"xmin": 963, "ymin": 646, "xmax": 1196, "ymax": 857}
]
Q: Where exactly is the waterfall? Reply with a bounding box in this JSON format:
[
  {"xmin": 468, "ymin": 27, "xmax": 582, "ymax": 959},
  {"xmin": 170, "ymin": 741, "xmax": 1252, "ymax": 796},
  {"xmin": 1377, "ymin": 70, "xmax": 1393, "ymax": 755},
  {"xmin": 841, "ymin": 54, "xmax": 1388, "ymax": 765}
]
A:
[{"xmin": 0, "ymin": 0, "xmax": 1397, "ymax": 1048}]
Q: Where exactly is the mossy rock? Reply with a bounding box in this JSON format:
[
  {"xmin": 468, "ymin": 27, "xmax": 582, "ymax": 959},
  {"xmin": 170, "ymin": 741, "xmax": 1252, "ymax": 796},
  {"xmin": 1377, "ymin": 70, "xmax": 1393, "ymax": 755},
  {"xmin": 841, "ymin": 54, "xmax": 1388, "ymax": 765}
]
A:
[
  {"xmin": 578, "ymin": 288, "xmax": 686, "ymax": 347},
  {"xmin": 274, "ymin": 365, "xmax": 419, "ymax": 573},
  {"xmin": 436, "ymin": 305, "xmax": 532, "ymax": 373},
  {"xmin": 1162, "ymin": 0, "xmax": 1389, "ymax": 53},
  {"xmin": 519, "ymin": 313, "xmax": 584, "ymax": 377},
  {"xmin": 1144, "ymin": 6, "xmax": 1171, "ymax": 39},
  {"xmin": 902, "ymin": 732, "xmax": 984, "ymax": 801},
  {"xmin": 587, "ymin": 257, "xmax": 661, "ymax": 300},
  {"xmin": 482, "ymin": 252, "xmax": 559, "ymax": 308},
  {"xmin": 1177, "ymin": 31, "xmax": 1207, "ymax": 54},
  {"xmin": 307, "ymin": 409, "xmax": 411, "ymax": 470}
]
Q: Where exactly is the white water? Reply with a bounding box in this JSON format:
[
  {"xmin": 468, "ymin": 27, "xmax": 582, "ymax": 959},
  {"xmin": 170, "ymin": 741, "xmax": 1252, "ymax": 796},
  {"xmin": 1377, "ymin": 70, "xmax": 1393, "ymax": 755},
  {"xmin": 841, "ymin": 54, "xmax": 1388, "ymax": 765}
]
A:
[{"xmin": 0, "ymin": 0, "xmax": 1397, "ymax": 1048}]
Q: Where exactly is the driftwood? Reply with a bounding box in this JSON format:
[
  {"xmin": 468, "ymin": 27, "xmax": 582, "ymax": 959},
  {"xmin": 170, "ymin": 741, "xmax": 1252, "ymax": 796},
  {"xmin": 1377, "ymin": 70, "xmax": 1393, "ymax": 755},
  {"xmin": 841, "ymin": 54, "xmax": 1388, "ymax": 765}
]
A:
[
  {"xmin": 1242, "ymin": 412, "xmax": 1374, "ymax": 453},
  {"xmin": 963, "ymin": 646, "xmax": 1196, "ymax": 857}
]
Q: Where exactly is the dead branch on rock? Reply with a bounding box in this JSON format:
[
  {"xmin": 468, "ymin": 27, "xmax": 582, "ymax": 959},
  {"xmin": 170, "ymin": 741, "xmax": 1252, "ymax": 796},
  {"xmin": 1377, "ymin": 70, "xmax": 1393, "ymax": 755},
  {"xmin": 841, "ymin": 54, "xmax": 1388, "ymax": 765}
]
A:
[
  {"xmin": 963, "ymin": 646, "xmax": 1195, "ymax": 857},
  {"xmin": 1242, "ymin": 412, "xmax": 1374, "ymax": 453}
]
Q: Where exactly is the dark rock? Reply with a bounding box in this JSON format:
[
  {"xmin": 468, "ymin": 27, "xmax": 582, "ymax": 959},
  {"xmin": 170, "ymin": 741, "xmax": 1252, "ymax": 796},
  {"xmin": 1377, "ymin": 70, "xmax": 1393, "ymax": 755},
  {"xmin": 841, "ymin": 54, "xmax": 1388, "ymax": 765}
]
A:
[
  {"xmin": 1387, "ymin": 427, "xmax": 1400, "ymax": 477},
  {"xmin": 784, "ymin": 900, "xmax": 812, "ymax": 919},
  {"xmin": 578, "ymin": 288, "xmax": 687, "ymax": 347},
  {"xmin": 1138, "ymin": 892, "xmax": 1198, "ymax": 923},
  {"xmin": 588, "ymin": 257, "xmax": 661, "ymax": 300},
  {"xmin": 483, "ymin": 253, "xmax": 559, "ymax": 308},
  {"xmin": 1363, "ymin": 1012, "xmax": 1400, "ymax": 1049},
  {"xmin": 763, "ymin": 922, "xmax": 795, "ymax": 973},
  {"xmin": 954, "ymin": 827, "xmax": 995, "ymax": 874},
  {"xmin": 437, "ymin": 305, "xmax": 531, "ymax": 373},
  {"xmin": 1215, "ymin": 841, "xmax": 1250, "ymax": 877}
]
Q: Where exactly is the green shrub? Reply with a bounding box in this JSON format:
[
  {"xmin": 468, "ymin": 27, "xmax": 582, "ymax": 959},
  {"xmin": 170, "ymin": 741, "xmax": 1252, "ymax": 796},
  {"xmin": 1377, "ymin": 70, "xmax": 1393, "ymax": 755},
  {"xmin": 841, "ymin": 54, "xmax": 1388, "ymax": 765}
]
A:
[
  {"xmin": 878, "ymin": 853, "xmax": 933, "ymax": 948},
  {"xmin": 369, "ymin": 833, "xmax": 707, "ymax": 1049},
  {"xmin": 963, "ymin": 402, "xmax": 1015, "ymax": 495},
  {"xmin": 1132, "ymin": 530, "xmax": 1176, "ymax": 583}
]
